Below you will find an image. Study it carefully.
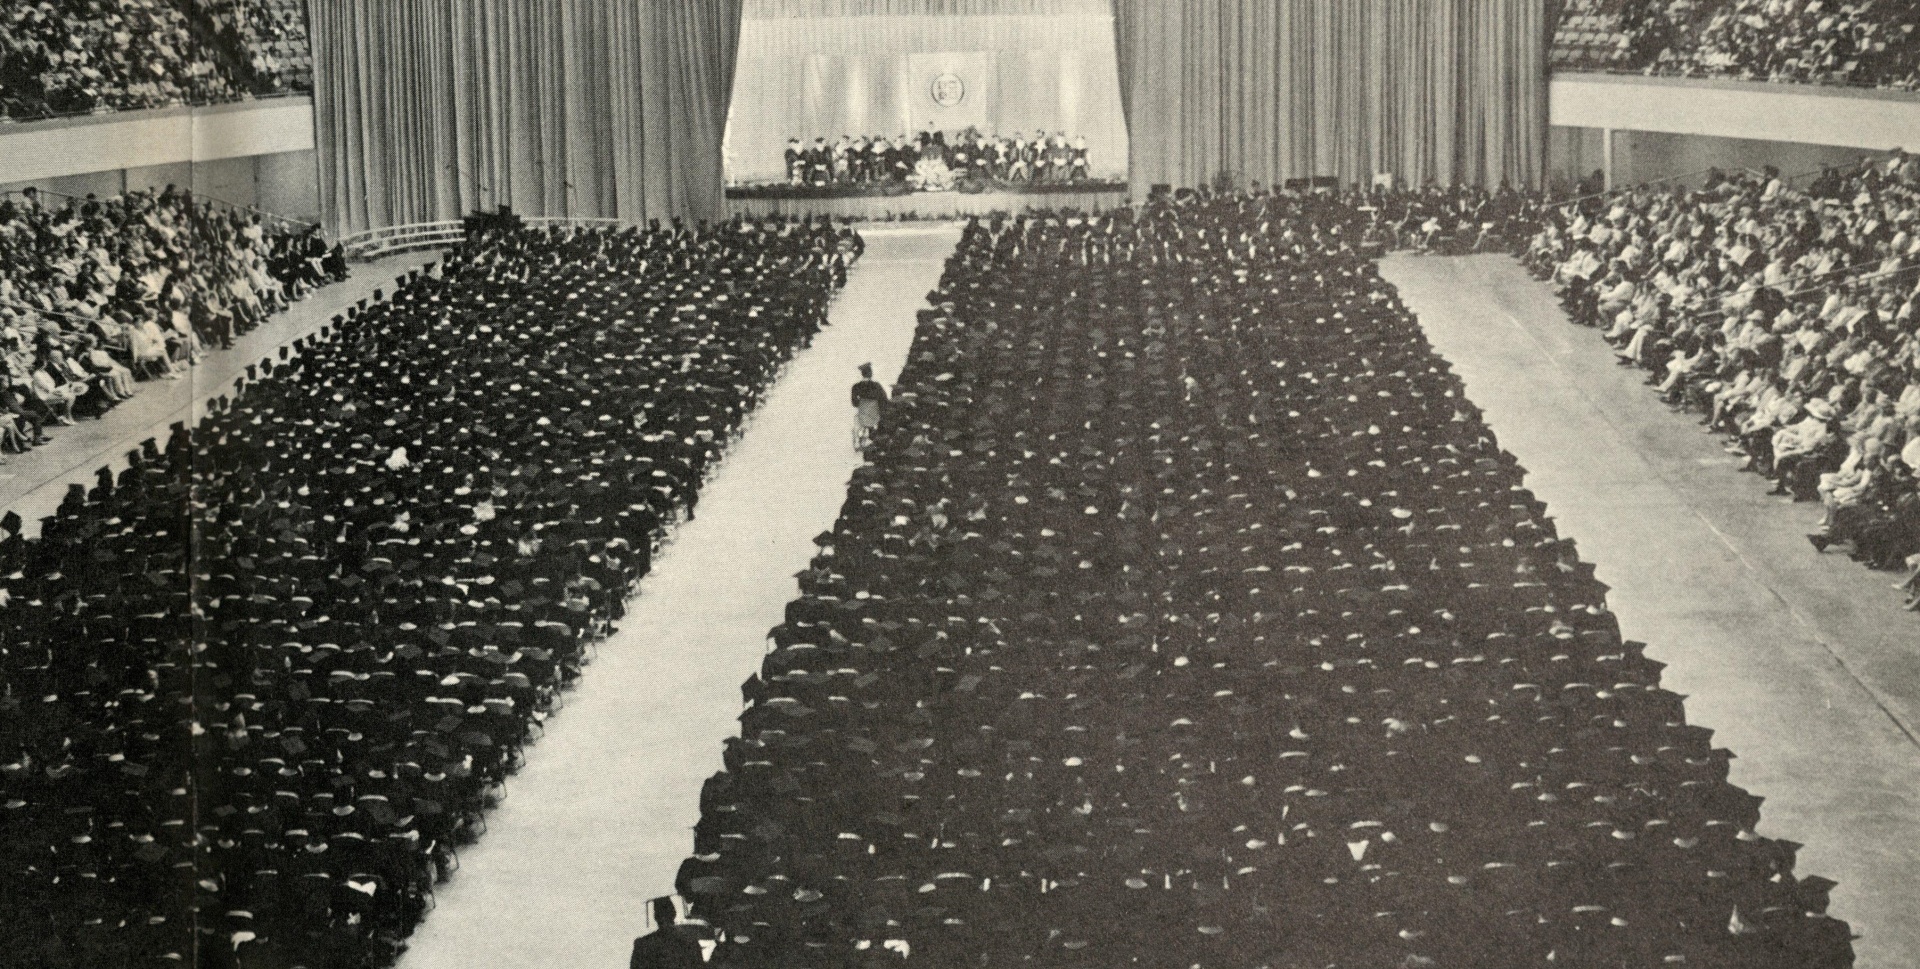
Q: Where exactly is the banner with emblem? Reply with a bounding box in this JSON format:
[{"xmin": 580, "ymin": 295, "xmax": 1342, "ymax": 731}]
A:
[{"xmin": 903, "ymin": 51, "xmax": 996, "ymax": 136}]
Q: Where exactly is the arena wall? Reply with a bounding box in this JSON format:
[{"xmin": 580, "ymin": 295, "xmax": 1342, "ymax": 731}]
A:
[
  {"xmin": 0, "ymin": 98, "xmax": 319, "ymax": 223},
  {"xmin": 1549, "ymin": 73, "xmax": 1919, "ymax": 187}
]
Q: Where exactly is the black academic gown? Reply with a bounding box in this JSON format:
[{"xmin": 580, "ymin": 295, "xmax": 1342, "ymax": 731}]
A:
[{"xmin": 630, "ymin": 927, "xmax": 703, "ymax": 969}]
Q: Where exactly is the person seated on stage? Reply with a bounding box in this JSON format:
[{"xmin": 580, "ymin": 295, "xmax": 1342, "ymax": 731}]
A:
[
  {"xmin": 1069, "ymin": 134, "xmax": 1090, "ymax": 181},
  {"xmin": 1026, "ymin": 130, "xmax": 1050, "ymax": 182},
  {"xmin": 1007, "ymin": 136, "xmax": 1033, "ymax": 182},
  {"xmin": 989, "ymin": 134, "xmax": 1012, "ymax": 179},
  {"xmin": 785, "ymin": 137, "xmax": 805, "ymax": 185},
  {"xmin": 966, "ymin": 131, "xmax": 992, "ymax": 180},
  {"xmin": 832, "ymin": 134, "xmax": 854, "ymax": 183},
  {"xmin": 807, "ymin": 137, "xmax": 833, "ymax": 186},
  {"xmin": 867, "ymin": 135, "xmax": 891, "ymax": 184},
  {"xmin": 1046, "ymin": 131, "xmax": 1072, "ymax": 181},
  {"xmin": 948, "ymin": 135, "xmax": 973, "ymax": 180},
  {"xmin": 887, "ymin": 132, "xmax": 917, "ymax": 183}
]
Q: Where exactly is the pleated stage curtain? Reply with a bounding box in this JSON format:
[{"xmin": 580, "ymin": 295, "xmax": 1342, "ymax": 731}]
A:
[
  {"xmin": 1112, "ymin": 0, "xmax": 1547, "ymax": 193},
  {"xmin": 309, "ymin": 0, "xmax": 742, "ymax": 237},
  {"xmin": 746, "ymin": 0, "xmax": 1110, "ymax": 16}
]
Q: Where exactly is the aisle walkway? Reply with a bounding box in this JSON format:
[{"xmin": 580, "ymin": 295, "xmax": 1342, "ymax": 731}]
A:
[
  {"xmin": 0, "ymin": 251, "xmax": 433, "ymax": 535},
  {"xmin": 396, "ymin": 226, "xmax": 960, "ymax": 969},
  {"xmin": 1380, "ymin": 254, "xmax": 1920, "ymax": 967}
]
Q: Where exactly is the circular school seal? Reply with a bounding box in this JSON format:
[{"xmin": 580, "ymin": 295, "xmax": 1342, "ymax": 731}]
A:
[{"xmin": 930, "ymin": 72, "xmax": 966, "ymax": 107}]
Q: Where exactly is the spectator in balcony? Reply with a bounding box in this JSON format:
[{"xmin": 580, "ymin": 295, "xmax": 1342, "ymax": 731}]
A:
[
  {"xmin": 1553, "ymin": 0, "xmax": 1920, "ymax": 90},
  {"xmin": 0, "ymin": 0, "xmax": 313, "ymax": 121}
]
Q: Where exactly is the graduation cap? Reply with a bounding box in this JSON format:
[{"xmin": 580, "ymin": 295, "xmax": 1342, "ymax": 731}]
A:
[{"xmin": 1794, "ymin": 875, "xmax": 1839, "ymax": 914}]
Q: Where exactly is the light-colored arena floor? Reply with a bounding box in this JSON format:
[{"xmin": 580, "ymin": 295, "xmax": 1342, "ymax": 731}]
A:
[
  {"xmin": 394, "ymin": 225, "xmax": 961, "ymax": 969},
  {"xmin": 1381, "ymin": 254, "xmax": 1920, "ymax": 967},
  {"xmin": 0, "ymin": 251, "xmax": 434, "ymax": 536}
]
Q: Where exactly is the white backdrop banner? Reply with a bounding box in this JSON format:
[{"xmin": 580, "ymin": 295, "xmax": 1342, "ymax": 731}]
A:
[{"xmin": 904, "ymin": 51, "xmax": 997, "ymax": 135}]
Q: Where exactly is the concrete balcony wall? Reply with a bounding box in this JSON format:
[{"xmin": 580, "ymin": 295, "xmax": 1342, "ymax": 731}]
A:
[
  {"xmin": 0, "ymin": 98, "xmax": 319, "ymax": 224},
  {"xmin": 1549, "ymin": 73, "xmax": 1918, "ymax": 188}
]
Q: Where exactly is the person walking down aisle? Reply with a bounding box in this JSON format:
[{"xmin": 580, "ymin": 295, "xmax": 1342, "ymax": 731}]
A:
[
  {"xmin": 851, "ymin": 362, "xmax": 888, "ymax": 451},
  {"xmin": 630, "ymin": 899, "xmax": 704, "ymax": 969}
]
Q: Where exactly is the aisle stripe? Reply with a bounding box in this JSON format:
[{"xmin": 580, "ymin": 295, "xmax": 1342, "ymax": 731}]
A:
[{"xmin": 395, "ymin": 228, "xmax": 962, "ymax": 969}]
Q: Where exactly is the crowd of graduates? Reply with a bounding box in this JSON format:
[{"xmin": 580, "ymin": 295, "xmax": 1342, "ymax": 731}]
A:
[
  {"xmin": 1552, "ymin": 0, "xmax": 1920, "ymax": 89},
  {"xmin": 780, "ymin": 129, "xmax": 1094, "ymax": 189},
  {"xmin": 0, "ymin": 215, "xmax": 857, "ymax": 968},
  {"xmin": 1527, "ymin": 153, "xmax": 1920, "ymax": 603},
  {"xmin": 667, "ymin": 191, "xmax": 1851, "ymax": 966},
  {"xmin": 0, "ymin": 185, "xmax": 342, "ymax": 453},
  {"xmin": 0, "ymin": 0, "xmax": 310, "ymax": 121}
]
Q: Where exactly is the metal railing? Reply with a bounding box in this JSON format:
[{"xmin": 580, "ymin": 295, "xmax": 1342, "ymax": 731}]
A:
[
  {"xmin": 1778, "ymin": 149, "xmax": 1906, "ymax": 186},
  {"xmin": 0, "ymin": 89, "xmax": 312, "ymax": 127},
  {"xmin": 1548, "ymin": 166, "xmax": 1730, "ymax": 211},
  {"xmin": 0, "ymin": 296, "xmax": 93, "ymax": 325},
  {"xmin": 1552, "ymin": 62, "xmax": 1920, "ymax": 95},
  {"xmin": 338, "ymin": 217, "xmax": 635, "ymax": 260},
  {"xmin": 0, "ymin": 187, "xmax": 86, "ymax": 204},
  {"xmin": 194, "ymin": 192, "xmax": 320, "ymax": 231}
]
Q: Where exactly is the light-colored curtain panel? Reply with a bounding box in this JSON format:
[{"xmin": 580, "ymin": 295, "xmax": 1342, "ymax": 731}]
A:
[
  {"xmin": 309, "ymin": 0, "xmax": 743, "ymax": 237},
  {"xmin": 746, "ymin": 0, "xmax": 1111, "ymax": 17},
  {"xmin": 1113, "ymin": 0, "xmax": 1547, "ymax": 192}
]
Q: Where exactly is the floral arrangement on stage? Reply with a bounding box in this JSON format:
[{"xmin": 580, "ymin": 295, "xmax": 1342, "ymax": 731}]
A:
[{"xmin": 908, "ymin": 157, "xmax": 958, "ymax": 192}]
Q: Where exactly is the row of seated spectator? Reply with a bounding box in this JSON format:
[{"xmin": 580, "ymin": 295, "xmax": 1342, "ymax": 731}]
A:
[
  {"xmin": 780, "ymin": 129, "xmax": 1093, "ymax": 188},
  {"xmin": 0, "ymin": 0, "xmax": 311, "ymax": 122},
  {"xmin": 1526, "ymin": 153, "xmax": 1920, "ymax": 606},
  {"xmin": 0, "ymin": 215, "xmax": 860, "ymax": 968},
  {"xmin": 664, "ymin": 192, "xmax": 1851, "ymax": 967},
  {"xmin": 1346, "ymin": 180, "xmax": 1546, "ymax": 255},
  {"xmin": 0, "ymin": 184, "xmax": 342, "ymax": 458},
  {"xmin": 1553, "ymin": 0, "xmax": 1920, "ymax": 90},
  {"xmin": 1154, "ymin": 178, "xmax": 1545, "ymax": 257}
]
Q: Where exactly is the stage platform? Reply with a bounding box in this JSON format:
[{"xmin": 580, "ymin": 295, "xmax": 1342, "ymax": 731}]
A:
[{"xmin": 725, "ymin": 185, "xmax": 1129, "ymax": 220}]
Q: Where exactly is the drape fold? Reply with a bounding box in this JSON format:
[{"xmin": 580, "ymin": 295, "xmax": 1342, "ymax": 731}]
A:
[
  {"xmin": 1112, "ymin": 0, "xmax": 1546, "ymax": 193},
  {"xmin": 747, "ymin": 0, "xmax": 1108, "ymax": 14},
  {"xmin": 313, "ymin": 0, "xmax": 1542, "ymax": 230},
  {"xmin": 309, "ymin": 0, "xmax": 743, "ymax": 237}
]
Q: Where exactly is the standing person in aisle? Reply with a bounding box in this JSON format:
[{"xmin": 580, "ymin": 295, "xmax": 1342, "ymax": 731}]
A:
[{"xmin": 851, "ymin": 362, "xmax": 888, "ymax": 451}]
